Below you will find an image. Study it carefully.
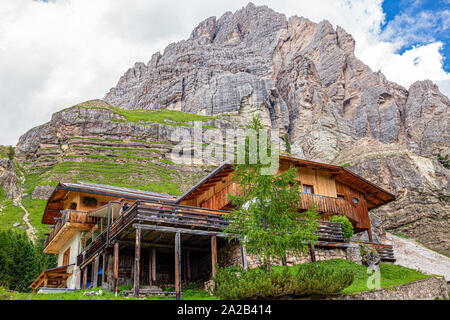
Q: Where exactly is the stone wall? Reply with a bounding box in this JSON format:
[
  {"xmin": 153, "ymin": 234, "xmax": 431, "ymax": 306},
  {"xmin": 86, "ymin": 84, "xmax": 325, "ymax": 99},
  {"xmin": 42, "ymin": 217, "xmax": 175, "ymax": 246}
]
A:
[
  {"xmin": 335, "ymin": 277, "xmax": 449, "ymax": 300},
  {"xmin": 218, "ymin": 241, "xmax": 361, "ymax": 269}
]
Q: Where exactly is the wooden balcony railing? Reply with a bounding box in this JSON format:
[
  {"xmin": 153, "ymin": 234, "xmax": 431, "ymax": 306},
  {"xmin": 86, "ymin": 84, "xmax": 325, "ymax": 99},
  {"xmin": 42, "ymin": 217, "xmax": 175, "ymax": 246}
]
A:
[
  {"xmin": 201, "ymin": 182, "xmax": 361, "ymax": 223},
  {"xmin": 298, "ymin": 193, "xmax": 359, "ymax": 222},
  {"xmin": 44, "ymin": 210, "xmax": 97, "ymax": 249}
]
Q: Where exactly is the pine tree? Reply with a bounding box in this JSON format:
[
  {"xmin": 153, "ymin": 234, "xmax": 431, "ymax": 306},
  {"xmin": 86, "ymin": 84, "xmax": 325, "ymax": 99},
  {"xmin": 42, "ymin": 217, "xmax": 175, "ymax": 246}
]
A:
[{"xmin": 225, "ymin": 117, "xmax": 319, "ymax": 271}]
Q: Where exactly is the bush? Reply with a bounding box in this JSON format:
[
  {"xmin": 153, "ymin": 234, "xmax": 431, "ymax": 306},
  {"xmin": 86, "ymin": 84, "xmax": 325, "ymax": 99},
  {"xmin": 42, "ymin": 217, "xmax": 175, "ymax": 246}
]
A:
[
  {"xmin": 292, "ymin": 262, "xmax": 354, "ymax": 296},
  {"xmin": 330, "ymin": 215, "xmax": 354, "ymax": 240},
  {"xmin": 214, "ymin": 261, "xmax": 354, "ymax": 299}
]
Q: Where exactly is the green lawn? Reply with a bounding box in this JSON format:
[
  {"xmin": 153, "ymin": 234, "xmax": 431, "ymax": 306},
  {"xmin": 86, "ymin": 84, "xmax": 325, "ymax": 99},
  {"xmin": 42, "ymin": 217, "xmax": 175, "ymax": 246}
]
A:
[
  {"xmin": 272, "ymin": 259, "xmax": 431, "ymax": 294},
  {"xmin": 0, "ymin": 286, "xmax": 216, "ymax": 301},
  {"xmin": 0, "ymin": 259, "xmax": 433, "ymax": 300}
]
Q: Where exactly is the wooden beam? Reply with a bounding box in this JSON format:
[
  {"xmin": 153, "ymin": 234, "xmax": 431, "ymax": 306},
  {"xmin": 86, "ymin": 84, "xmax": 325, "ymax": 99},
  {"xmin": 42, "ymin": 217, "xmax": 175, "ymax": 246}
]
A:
[
  {"xmin": 118, "ymin": 240, "xmax": 209, "ymax": 251},
  {"xmin": 132, "ymin": 223, "xmax": 228, "ymax": 237},
  {"xmin": 186, "ymin": 251, "xmax": 191, "ymax": 284},
  {"xmin": 82, "ymin": 267, "xmax": 87, "ymax": 290},
  {"xmin": 151, "ymin": 248, "xmax": 156, "ymax": 283},
  {"xmin": 133, "ymin": 228, "xmax": 141, "ymax": 298},
  {"xmin": 174, "ymin": 232, "xmax": 181, "ymax": 300},
  {"xmin": 211, "ymin": 236, "xmax": 217, "ymax": 283},
  {"xmin": 309, "ymin": 243, "xmax": 316, "ymax": 262},
  {"xmin": 92, "ymin": 256, "xmax": 99, "ymax": 288},
  {"xmin": 148, "ymin": 249, "xmax": 153, "ymax": 286},
  {"xmin": 101, "ymin": 252, "xmax": 107, "ymax": 288},
  {"xmin": 113, "ymin": 241, "xmax": 119, "ymax": 296}
]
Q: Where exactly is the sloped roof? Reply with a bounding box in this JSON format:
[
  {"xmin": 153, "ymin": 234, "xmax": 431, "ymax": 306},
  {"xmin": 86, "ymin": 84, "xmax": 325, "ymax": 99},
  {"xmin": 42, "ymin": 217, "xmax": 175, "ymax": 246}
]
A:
[
  {"xmin": 42, "ymin": 181, "xmax": 177, "ymax": 225},
  {"xmin": 177, "ymin": 155, "xmax": 395, "ymax": 209}
]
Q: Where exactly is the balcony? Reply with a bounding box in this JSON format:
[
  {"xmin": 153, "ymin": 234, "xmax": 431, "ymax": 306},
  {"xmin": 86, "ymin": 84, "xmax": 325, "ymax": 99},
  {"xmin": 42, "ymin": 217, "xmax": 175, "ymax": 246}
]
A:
[
  {"xmin": 44, "ymin": 210, "xmax": 98, "ymax": 254},
  {"xmin": 201, "ymin": 183, "xmax": 364, "ymax": 225}
]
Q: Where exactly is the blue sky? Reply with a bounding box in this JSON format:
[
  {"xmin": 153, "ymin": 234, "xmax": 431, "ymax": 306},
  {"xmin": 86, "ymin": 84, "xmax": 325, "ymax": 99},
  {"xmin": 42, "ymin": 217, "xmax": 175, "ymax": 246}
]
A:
[
  {"xmin": 381, "ymin": 0, "xmax": 449, "ymax": 72},
  {"xmin": 0, "ymin": 0, "xmax": 449, "ymax": 146}
]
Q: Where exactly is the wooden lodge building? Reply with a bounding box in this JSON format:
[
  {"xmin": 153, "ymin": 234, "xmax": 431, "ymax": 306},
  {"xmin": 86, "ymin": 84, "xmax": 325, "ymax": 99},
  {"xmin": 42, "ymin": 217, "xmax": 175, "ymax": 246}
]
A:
[{"xmin": 30, "ymin": 156, "xmax": 396, "ymax": 297}]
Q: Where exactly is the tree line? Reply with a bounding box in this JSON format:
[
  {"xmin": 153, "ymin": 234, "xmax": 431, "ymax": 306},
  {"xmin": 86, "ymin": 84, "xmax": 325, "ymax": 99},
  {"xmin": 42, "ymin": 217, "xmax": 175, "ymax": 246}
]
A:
[{"xmin": 0, "ymin": 230, "xmax": 56, "ymax": 292}]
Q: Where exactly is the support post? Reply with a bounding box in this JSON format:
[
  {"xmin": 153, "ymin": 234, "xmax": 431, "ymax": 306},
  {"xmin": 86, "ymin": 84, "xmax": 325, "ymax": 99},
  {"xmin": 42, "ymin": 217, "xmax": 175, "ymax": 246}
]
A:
[
  {"xmin": 367, "ymin": 227, "xmax": 373, "ymax": 243},
  {"xmin": 148, "ymin": 248, "xmax": 153, "ymax": 286},
  {"xmin": 241, "ymin": 237, "xmax": 248, "ymax": 271},
  {"xmin": 133, "ymin": 227, "xmax": 141, "ymax": 298},
  {"xmin": 101, "ymin": 252, "xmax": 107, "ymax": 288},
  {"xmin": 106, "ymin": 202, "xmax": 112, "ymax": 244},
  {"xmin": 92, "ymin": 256, "xmax": 99, "ymax": 288},
  {"xmin": 175, "ymin": 232, "xmax": 181, "ymax": 300},
  {"xmin": 186, "ymin": 251, "xmax": 191, "ymax": 284},
  {"xmin": 82, "ymin": 267, "xmax": 87, "ymax": 290},
  {"xmin": 211, "ymin": 236, "xmax": 217, "ymax": 279},
  {"xmin": 151, "ymin": 248, "xmax": 156, "ymax": 284},
  {"xmin": 114, "ymin": 242, "xmax": 119, "ymax": 296},
  {"xmin": 309, "ymin": 243, "xmax": 316, "ymax": 262}
]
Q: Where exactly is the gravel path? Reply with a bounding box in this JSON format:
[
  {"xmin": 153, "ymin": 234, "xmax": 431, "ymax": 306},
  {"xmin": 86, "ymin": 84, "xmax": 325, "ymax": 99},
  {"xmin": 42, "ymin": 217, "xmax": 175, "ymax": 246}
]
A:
[
  {"xmin": 17, "ymin": 199, "xmax": 36, "ymax": 242},
  {"xmin": 387, "ymin": 233, "xmax": 450, "ymax": 281}
]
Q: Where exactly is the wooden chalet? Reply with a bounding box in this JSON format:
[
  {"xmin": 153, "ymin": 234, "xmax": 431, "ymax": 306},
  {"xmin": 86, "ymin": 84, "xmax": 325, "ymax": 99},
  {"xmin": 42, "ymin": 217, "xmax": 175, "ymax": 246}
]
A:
[{"xmin": 31, "ymin": 156, "xmax": 396, "ymax": 297}]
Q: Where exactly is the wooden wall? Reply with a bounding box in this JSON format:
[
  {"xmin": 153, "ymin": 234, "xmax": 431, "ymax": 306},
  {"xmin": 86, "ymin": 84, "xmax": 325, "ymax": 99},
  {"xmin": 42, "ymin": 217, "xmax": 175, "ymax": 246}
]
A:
[{"xmin": 62, "ymin": 191, "xmax": 135, "ymax": 212}]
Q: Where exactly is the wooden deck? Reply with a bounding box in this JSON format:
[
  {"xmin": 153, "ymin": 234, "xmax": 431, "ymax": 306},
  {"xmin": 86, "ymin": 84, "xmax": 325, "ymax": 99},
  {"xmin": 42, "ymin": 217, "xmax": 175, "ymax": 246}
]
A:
[
  {"xmin": 76, "ymin": 202, "xmax": 229, "ymax": 267},
  {"xmin": 29, "ymin": 264, "xmax": 74, "ymax": 293}
]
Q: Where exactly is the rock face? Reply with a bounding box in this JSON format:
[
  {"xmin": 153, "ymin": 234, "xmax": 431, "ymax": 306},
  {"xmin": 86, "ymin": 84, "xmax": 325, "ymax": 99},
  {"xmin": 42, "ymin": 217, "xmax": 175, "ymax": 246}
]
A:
[
  {"xmin": 102, "ymin": 3, "xmax": 450, "ymax": 254},
  {"xmin": 0, "ymin": 158, "xmax": 19, "ymax": 199},
  {"xmin": 15, "ymin": 3, "xmax": 449, "ymax": 254},
  {"xmin": 15, "ymin": 100, "xmax": 235, "ymax": 196}
]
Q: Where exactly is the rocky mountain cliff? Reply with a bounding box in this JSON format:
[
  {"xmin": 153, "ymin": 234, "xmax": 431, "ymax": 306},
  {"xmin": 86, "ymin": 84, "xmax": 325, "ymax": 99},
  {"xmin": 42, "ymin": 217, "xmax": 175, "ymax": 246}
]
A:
[{"xmin": 8, "ymin": 3, "xmax": 450, "ymax": 254}]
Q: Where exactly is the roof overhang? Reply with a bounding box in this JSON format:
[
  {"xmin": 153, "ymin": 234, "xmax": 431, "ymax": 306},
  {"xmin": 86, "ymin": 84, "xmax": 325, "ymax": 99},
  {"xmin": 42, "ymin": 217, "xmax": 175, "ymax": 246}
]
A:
[
  {"xmin": 177, "ymin": 155, "xmax": 396, "ymax": 209},
  {"xmin": 42, "ymin": 182, "xmax": 178, "ymax": 225}
]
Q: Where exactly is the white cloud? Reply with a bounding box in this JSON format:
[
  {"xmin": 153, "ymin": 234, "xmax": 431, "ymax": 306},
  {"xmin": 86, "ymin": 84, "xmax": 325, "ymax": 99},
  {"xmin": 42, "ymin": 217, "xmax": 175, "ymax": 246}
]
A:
[{"xmin": 0, "ymin": 0, "xmax": 448, "ymax": 146}]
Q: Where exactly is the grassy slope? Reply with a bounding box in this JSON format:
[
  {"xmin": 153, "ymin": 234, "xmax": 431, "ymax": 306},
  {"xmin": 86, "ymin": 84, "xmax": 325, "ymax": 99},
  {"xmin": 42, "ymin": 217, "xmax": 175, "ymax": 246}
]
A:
[{"xmin": 1, "ymin": 102, "xmax": 222, "ymax": 239}]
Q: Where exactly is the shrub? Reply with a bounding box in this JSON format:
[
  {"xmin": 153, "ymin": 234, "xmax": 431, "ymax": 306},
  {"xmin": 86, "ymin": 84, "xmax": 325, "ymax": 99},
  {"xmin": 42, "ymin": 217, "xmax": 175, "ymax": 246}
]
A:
[
  {"xmin": 330, "ymin": 215, "xmax": 354, "ymax": 240},
  {"xmin": 214, "ymin": 261, "xmax": 354, "ymax": 299},
  {"xmin": 292, "ymin": 262, "xmax": 354, "ymax": 296}
]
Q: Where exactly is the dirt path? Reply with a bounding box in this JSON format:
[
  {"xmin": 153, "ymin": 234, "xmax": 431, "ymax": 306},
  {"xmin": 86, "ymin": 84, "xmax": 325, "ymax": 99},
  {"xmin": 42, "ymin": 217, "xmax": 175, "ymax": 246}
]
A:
[
  {"xmin": 387, "ymin": 233, "xmax": 450, "ymax": 281},
  {"xmin": 17, "ymin": 200, "xmax": 37, "ymax": 242}
]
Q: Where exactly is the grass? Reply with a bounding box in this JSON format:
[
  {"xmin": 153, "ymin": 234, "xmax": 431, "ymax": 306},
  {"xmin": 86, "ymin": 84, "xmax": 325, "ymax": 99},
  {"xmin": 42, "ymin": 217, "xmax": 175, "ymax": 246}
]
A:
[
  {"xmin": 68, "ymin": 136, "xmax": 122, "ymax": 142},
  {"xmin": 69, "ymin": 100, "xmax": 218, "ymax": 128},
  {"xmin": 0, "ymin": 286, "xmax": 217, "ymax": 301},
  {"xmin": 270, "ymin": 259, "xmax": 431, "ymax": 294},
  {"xmin": 0, "ymin": 259, "xmax": 432, "ymax": 300},
  {"xmin": 49, "ymin": 160, "xmax": 183, "ymax": 195}
]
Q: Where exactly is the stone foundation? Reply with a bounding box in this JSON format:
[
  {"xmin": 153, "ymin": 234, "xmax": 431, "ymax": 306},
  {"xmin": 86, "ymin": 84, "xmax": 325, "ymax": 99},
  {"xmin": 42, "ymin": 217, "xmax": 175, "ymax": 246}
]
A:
[
  {"xmin": 335, "ymin": 277, "xmax": 449, "ymax": 300},
  {"xmin": 218, "ymin": 242, "xmax": 362, "ymax": 269}
]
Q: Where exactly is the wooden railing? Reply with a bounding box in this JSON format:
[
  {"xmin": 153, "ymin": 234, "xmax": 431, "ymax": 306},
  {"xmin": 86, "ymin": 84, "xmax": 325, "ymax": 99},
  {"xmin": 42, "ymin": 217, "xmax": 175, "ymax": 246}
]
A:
[
  {"xmin": 77, "ymin": 201, "xmax": 230, "ymax": 266},
  {"xmin": 77, "ymin": 202, "xmax": 140, "ymax": 267},
  {"xmin": 136, "ymin": 202, "xmax": 229, "ymax": 230},
  {"xmin": 201, "ymin": 182, "xmax": 360, "ymax": 222},
  {"xmin": 298, "ymin": 193, "xmax": 359, "ymax": 222},
  {"xmin": 44, "ymin": 210, "xmax": 97, "ymax": 249}
]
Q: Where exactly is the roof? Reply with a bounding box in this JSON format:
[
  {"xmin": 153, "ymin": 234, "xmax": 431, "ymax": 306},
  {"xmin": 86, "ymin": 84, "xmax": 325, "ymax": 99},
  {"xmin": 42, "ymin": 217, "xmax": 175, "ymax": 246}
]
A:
[
  {"xmin": 42, "ymin": 181, "xmax": 177, "ymax": 225},
  {"xmin": 177, "ymin": 162, "xmax": 233, "ymax": 203},
  {"xmin": 177, "ymin": 155, "xmax": 396, "ymax": 209},
  {"xmin": 278, "ymin": 155, "xmax": 395, "ymax": 208}
]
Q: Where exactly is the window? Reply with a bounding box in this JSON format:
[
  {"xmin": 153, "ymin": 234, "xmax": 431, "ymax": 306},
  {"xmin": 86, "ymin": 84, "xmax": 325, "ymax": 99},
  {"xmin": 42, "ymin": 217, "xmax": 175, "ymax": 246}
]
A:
[
  {"xmin": 337, "ymin": 194, "xmax": 345, "ymax": 200},
  {"xmin": 303, "ymin": 185, "xmax": 314, "ymax": 194},
  {"xmin": 63, "ymin": 247, "xmax": 71, "ymax": 266},
  {"xmin": 352, "ymin": 197, "xmax": 359, "ymax": 204}
]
